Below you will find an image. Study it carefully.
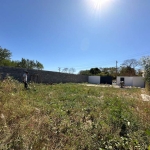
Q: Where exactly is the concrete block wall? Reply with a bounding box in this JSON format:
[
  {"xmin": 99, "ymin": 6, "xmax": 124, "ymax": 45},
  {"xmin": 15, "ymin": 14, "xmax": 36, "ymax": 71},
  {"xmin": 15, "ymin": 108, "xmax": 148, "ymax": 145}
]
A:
[{"xmin": 0, "ymin": 66, "xmax": 88, "ymax": 84}]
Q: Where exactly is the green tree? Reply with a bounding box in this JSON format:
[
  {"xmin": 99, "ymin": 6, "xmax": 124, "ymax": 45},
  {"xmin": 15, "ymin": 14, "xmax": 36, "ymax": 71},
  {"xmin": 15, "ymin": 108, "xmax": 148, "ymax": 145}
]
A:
[
  {"xmin": 108, "ymin": 67, "xmax": 117, "ymax": 79},
  {"xmin": 36, "ymin": 61, "xmax": 44, "ymax": 70},
  {"xmin": 119, "ymin": 66, "xmax": 136, "ymax": 76},
  {"xmin": 79, "ymin": 70, "xmax": 91, "ymax": 75},
  {"xmin": 18, "ymin": 58, "xmax": 44, "ymax": 70},
  {"xmin": 79, "ymin": 67, "xmax": 116, "ymax": 77},
  {"xmin": 97, "ymin": 67, "xmax": 116, "ymax": 78},
  {"xmin": 0, "ymin": 46, "xmax": 12, "ymax": 60},
  {"xmin": 140, "ymin": 56, "xmax": 150, "ymax": 94},
  {"xmin": 0, "ymin": 46, "xmax": 44, "ymax": 69},
  {"xmin": 0, "ymin": 46, "xmax": 12, "ymax": 65},
  {"xmin": 29, "ymin": 60, "xmax": 36, "ymax": 69},
  {"xmin": 0, "ymin": 59, "xmax": 12, "ymax": 66},
  {"xmin": 19, "ymin": 58, "xmax": 27, "ymax": 68},
  {"xmin": 100, "ymin": 68, "xmax": 110, "ymax": 76},
  {"xmin": 89, "ymin": 67, "xmax": 101, "ymax": 75}
]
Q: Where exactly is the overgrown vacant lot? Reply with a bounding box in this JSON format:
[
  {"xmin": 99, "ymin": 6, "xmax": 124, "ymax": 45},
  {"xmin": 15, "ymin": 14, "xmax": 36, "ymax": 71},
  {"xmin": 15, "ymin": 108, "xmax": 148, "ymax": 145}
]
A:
[{"xmin": 0, "ymin": 79, "xmax": 150, "ymax": 150}]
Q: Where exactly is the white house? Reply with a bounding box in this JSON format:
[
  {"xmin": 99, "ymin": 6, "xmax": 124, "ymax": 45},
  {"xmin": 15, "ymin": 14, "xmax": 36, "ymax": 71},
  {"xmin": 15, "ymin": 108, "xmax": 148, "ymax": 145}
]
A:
[{"xmin": 117, "ymin": 76, "xmax": 145, "ymax": 88}]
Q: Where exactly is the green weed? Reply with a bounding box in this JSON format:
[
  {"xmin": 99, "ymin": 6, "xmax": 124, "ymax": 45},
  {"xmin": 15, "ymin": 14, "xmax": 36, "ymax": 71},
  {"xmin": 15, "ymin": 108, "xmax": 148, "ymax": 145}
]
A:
[{"xmin": 0, "ymin": 79, "xmax": 150, "ymax": 149}]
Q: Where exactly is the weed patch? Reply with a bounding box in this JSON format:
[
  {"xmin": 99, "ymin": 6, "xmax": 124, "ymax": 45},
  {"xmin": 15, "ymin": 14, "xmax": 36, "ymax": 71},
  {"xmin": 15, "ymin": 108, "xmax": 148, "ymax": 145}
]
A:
[{"xmin": 0, "ymin": 80, "xmax": 150, "ymax": 149}]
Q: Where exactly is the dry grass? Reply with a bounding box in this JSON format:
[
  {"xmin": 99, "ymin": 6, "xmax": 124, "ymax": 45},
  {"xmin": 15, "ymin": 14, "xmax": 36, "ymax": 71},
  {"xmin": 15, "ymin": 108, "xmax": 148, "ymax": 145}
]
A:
[{"xmin": 0, "ymin": 78, "xmax": 150, "ymax": 150}]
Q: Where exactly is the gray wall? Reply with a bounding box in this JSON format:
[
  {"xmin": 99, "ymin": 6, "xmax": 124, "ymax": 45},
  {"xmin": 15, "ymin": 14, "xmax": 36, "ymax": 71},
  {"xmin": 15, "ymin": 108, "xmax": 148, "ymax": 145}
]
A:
[
  {"xmin": 0, "ymin": 66, "xmax": 88, "ymax": 84},
  {"xmin": 88, "ymin": 76, "xmax": 100, "ymax": 84}
]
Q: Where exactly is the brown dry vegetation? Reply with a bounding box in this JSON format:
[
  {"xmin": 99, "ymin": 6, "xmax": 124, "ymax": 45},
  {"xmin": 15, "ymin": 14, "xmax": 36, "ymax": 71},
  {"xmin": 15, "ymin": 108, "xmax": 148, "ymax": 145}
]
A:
[{"xmin": 0, "ymin": 78, "xmax": 150, "ymax": 150}]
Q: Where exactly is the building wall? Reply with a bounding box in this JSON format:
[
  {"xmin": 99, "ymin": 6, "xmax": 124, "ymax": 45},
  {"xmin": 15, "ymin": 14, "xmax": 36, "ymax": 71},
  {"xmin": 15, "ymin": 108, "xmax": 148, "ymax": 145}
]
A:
[
  {"xmin": 88, "ymin": 76, "xmax": 100, "ymax": 84},
  {"xmin": 0, "ymin": 66, "xmax": 88, "ymax": 83},
  {"xmin": 124, "ymin": 77, "xmax": 133, "ymax": 86},
  {"xmin": 133, "ymin": 77, "xmax": 145, "ymax": 88},
  {"xmin": 117, "ymin": 76, "xmax": 145, "ymax": 87},
  {"xmin": 117, "ymin": 77, "xmax": 133, "ymax": 86},
  {"xmin": 116, "ymin": 77, "xmax": 121, "ymax": 85},
  {"xmin": 88, "ymin": 76, "xmax": 112, "ymax": 84}
]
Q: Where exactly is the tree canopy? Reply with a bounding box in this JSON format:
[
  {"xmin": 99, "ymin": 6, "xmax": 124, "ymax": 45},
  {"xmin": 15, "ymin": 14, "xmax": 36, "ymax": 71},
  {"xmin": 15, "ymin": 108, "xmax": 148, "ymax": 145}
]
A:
[
  {"xmin": 140, "ymin": 56, "xmax": 150, "ymax": 94},
  {"xmin": 121, "ymin": 59, "xmax": 139, "ymax": 68},
  {"xmin": 89, "ymin": 68, "xmax": 101, "ymax": 75},
  {"xmin": 79, "ymin": 67, "xmax": 116, "ymax": 79},
  {"xmin": 0, "ymin": 46, "xmax": 12, "ymax": 61},
  {"xmin": 17, "ymin": 58, "xmax": 44, "ymax": 70},
  {"xmin": 79, "ymin": 58, "xmax": 142, "ymax": 79},
  {"xmin": 119, "ymin": 66, "xmax": 136, "ymax": 76},
  {"xmin": 0, "ymin": 46, "xmax": 44, "ymax": 70}
]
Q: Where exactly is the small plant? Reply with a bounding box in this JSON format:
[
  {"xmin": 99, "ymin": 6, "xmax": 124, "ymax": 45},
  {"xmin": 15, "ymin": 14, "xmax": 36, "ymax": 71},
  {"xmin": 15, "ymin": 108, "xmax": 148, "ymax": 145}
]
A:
[{"xmin": 0, "ymin": 81, "xmax": 150, "ymax": 149}]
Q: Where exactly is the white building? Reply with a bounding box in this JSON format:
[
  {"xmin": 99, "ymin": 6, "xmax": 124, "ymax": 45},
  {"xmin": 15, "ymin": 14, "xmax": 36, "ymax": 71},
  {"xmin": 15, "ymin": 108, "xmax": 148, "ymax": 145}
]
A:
[{"xmin": 117, "ymin": 76, "xmax": 145, "ymax": 88}]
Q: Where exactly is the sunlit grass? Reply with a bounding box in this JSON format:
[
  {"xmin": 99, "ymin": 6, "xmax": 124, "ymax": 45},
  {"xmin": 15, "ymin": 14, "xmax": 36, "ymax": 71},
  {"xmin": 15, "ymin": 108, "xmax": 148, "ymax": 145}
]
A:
[{"xmin": 0, "ymin": 78, "xmax": 150, "ymax": 149}]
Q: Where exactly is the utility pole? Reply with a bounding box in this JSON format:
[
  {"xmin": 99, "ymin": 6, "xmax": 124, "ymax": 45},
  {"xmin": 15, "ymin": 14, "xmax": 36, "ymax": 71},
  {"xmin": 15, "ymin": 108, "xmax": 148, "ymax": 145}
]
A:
[{"xmin": 116, "ymin": 61, "xmax": 118, "ymax": 78}]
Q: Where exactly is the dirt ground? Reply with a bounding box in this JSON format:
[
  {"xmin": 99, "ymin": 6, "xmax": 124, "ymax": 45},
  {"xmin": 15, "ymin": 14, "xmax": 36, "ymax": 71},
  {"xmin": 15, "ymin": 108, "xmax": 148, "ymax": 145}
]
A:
[
  {"xmin": 83, "ymin": 83, "xmax": 150, "ymax": 101},
  {"xmin": 84, "ymin": 83, "xmax": 130, "ymax": 88}
]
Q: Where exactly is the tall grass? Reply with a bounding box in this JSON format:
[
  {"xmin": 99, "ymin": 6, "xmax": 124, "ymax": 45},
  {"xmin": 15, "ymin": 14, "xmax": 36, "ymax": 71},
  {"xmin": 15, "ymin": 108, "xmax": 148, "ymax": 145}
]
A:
[
  {"xmin": 146, "ymin": 82, "xmax": 150, "ymax": 95},
  {"xmin": 0, "ymin": 78, "xmax": 150, "ymax": 150}
]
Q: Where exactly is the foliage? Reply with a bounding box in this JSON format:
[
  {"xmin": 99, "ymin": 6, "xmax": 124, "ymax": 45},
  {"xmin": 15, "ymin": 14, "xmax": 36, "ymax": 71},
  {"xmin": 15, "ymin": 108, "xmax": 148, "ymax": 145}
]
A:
[
  {"xmin": 0, "ymin": 47, "xmax": 12, "ymax": 66},
  {"xmin": 0, "ymin": 80, "xmax": 150, "ymax": 149},
  {"xmin": 79, "ymin": 70, "xmax": 92, "ymax": 75},
  {"xmin": 140, "ymin": 56, "xmax": 150, "ymax": 82},
  {"xmin": 0, "ymin": 46, "xmax": 12, "ymax": 61},
  {"xmin": 140, "ymin": 56, "xmax": 150, "ymax": 94},
  {"xmin": 79, "ymin": 67, "xmax": 115, "ymax": 77},
  {"xmin": 119, "ymin": 66, "xmax": 136, "ymax": 76},
  {"xmin": 121, "ymin": 59, "xmax": 139, "ymax": 68},
  {"xmin": 89, "ymin": 67, "xmax": 101, "ymax": 75},
  {"xmin": 16, "ymin": 58, "xmax": 44, "ymax": 70},
  {"xmin": 0, "ymin": 57, "xmax": 44, "ymax": 70},
  {"xmin": 79, "ymin": 59, "xmax": 141, "ymax": 78},
  {"xmin": 0, "ymin": 46, "xmax": 44, "ymax": 69},
  {"xmin": 0, "ymin": 59, "xmax": 14, "ymax": 66}
]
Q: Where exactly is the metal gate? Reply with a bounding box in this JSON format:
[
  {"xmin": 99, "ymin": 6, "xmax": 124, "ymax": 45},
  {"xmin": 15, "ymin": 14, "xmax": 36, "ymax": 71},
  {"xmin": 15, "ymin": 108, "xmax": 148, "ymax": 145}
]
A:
[{"xmin": 100, "ymin": 76, "xmax": 112, "ymax": 84}]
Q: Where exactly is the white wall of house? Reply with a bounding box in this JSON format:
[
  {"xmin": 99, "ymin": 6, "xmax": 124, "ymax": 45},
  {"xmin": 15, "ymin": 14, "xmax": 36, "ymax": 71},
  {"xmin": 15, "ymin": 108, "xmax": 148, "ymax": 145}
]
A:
[
  {"xmin": 117, "ymin": 77, "xmax": 122, "ymax": 85},
  {"xmin": 133, "ymin": 77, "xmax": 145, "ymax": 88},
  {"xmin": 88, "ymin": 76, "xmax": 100, "ymax": 84},
  {"xmin": 117, "ymin": 76, "xmax": 145, "ymax": 88},
  {"xmin": 124, "ymin": 77, "xmax": 133, "ymax": 86}
]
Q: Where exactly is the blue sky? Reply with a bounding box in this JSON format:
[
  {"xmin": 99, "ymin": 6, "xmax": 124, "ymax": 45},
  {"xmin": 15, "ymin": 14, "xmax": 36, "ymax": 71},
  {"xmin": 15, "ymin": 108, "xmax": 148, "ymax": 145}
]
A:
[{"xmin": 0, "ymin": 0, "xmax": 150, "ymax": 73}]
